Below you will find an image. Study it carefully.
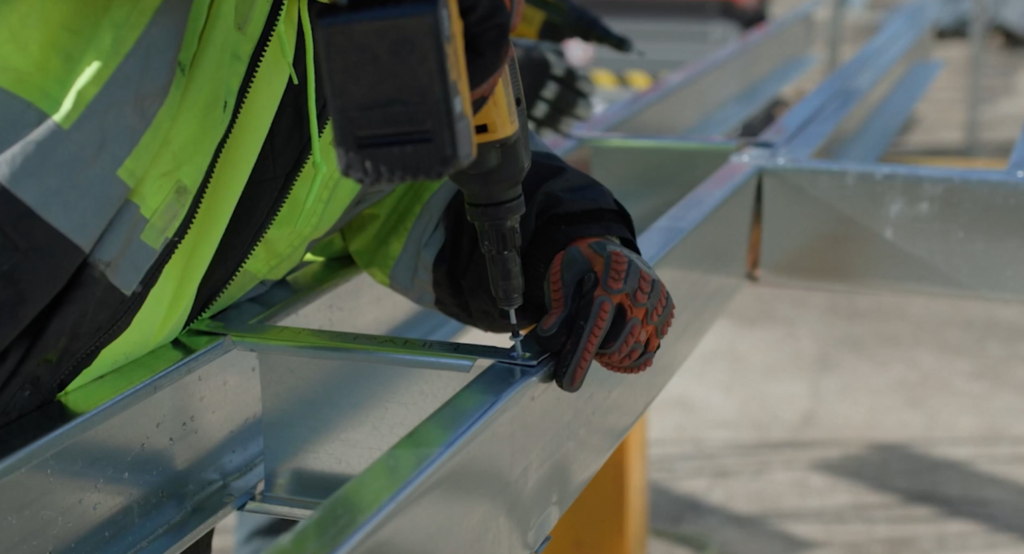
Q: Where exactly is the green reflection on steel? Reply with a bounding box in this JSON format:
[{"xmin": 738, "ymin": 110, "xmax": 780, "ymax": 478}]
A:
[
  {"xmin": 57, "ymin": 333, "xmax": 223, "ymax": 415},
  {"xmin": 194, "ymin": 320, "xmax": 543, "ymax": 368}
]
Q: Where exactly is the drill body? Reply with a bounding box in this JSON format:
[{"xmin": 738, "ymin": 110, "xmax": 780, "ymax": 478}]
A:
[
  {"xmin": 314, "ymin": 0, "xmax": 530, "ymax": 343},
  {"xmin": 450, "ymin": 60, "xmax": 531, "ymax": 314}
]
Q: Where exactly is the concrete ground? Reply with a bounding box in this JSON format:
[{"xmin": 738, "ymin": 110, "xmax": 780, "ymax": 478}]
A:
[
  {"xmin": 648, "ymin": 287, "xmax": 1024, "ymax": 554},
  {"xmin": 649, "ymin": 1, "xmax": 1024, "ymax": 553}
]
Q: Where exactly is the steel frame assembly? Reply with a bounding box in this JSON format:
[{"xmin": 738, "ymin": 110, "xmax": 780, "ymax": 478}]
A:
[{"xmin": 4, "ymin": 2, "xmax": 1020, "ymax": 553}]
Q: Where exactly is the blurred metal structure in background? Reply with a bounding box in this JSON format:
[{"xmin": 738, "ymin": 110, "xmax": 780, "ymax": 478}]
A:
[
  {"xmin": 549, "ymin": 0, "xmax": 821, "ymax": 159},
  {"xmin": 590, "ymin": 18, "xmax": 743, "ymax": 74},
  {"xmin": 2, "ymin": 1, "xmax": 1020, "ymax": 553},
  {"xmin": 760, "ymin": 0, "xmax": 939, "ymax": 162},
  {"xmin": 827, "ymin": 0, "xmax": 847, "ymax": 71},
  {"xmin": 967, "ymin": 0, "xmax": 988, "ymax": 154},
  {"xmin": 936, "ymin": 0, "xmax": 1024, "ymax": 154},
  {"xmin": 573, "ymin": 0, "xmax": 768, "ymax": 74}
]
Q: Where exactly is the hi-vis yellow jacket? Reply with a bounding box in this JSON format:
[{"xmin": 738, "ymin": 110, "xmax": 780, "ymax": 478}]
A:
[{"xmin": 0, "ymin": 0, "xmax": 636, "ymax": 426}]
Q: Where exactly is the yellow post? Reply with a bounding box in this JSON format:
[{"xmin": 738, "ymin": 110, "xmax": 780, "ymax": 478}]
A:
[
  {"xmin": 543, "ymin": 415, "xmax": 648, "ymax": 554},
  {"xmin": 882, "ymin": 154, "xmax": 1008, "ymax": 169}
]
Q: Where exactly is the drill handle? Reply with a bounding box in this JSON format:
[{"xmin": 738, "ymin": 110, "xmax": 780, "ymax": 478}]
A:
[{"xmin": 454, "ymin": 50, "xmax": 532, "ymax": 207}]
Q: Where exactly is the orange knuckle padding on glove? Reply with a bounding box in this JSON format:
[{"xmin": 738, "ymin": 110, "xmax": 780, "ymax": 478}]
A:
[{"xmin": 537, "ymin": 238, "xmax": 675, "ymax": 392}]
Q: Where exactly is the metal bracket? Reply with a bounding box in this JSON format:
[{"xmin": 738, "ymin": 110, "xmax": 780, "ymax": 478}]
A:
[{"xmin": 192, "ymin": 320, "xmax": 548, "ymax": 371}]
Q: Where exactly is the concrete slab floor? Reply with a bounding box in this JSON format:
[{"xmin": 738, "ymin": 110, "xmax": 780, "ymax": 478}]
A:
[{"xmin": 647, "ymin": 284, "xmax": 1024, "ymax": 554}]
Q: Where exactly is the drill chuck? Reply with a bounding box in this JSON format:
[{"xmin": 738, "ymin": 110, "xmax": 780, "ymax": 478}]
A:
[
  {"xmin": 465, "ymin": 198, "xmax": 527, "ymax": 311},
  {"xmin": 453, "ymin": 131, "xmax": 530, "ymax": 312}
]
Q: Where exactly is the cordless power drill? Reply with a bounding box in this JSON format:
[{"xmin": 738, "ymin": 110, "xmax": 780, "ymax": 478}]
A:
[{"xmin": 314, "ymin": 0, "xmax": 531, "ymax": 354}]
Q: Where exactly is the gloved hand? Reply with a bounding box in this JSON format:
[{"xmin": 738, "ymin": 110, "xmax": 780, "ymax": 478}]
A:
[
  {"xmin": 536, "ymin": 238, "xmax": 674, "ymax": 392},
  {"xmin": 514, "ymin": 39, "xmax": 593, "ymax": 135}
]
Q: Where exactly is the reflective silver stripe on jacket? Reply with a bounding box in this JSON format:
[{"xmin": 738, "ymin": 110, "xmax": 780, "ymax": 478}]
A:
[
  {"xmin": 388, "ymin": 131, "xmax": 547, "ymax": 308},
  {"xmin": 387, "ymin": 181, "xmax": 458, "ymax": 308},
  {"xmin": 0, "ymin": 0, "xmax": 193, "ymax": 293}
]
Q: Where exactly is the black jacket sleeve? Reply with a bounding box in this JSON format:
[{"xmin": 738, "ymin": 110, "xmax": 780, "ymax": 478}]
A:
[{"xmin": 432, "ymin": 150, "xmax": 638, "ymax": 332}]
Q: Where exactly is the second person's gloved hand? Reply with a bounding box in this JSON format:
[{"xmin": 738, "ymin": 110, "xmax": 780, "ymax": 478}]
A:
[
  {"xmin": 514, "ymin": 39, "xmax": 593, "ymax": 135},
  {"xmin": 535, "ymin": 238, "xmax": 674, "ymax": 392}
]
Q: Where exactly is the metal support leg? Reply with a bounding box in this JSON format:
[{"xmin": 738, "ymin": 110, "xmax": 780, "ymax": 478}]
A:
[
  {"xmin": 543, "ymin": 416, "xmax": 649, "ymax": 554},
  {"xmin": 967, "ymin": 0, "xmax": 988, "ymax": 154},
  {"xmin": 827, "ymin": 0, "xmax": 847, "ymax": 72}
]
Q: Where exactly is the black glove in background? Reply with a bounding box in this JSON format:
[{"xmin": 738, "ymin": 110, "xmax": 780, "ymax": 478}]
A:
[{"xmin": 513, "ymin": 39, "xmax": 592, "ymax": 134}]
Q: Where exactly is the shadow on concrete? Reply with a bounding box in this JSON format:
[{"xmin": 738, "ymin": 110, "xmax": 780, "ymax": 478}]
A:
[
  {"xmin": 819, "ymin": 444, "xmax": 1024, "ymax": 539},
  {"xmin": 650, "ymin": 482, "xmax": 813, "ymax": 554}
]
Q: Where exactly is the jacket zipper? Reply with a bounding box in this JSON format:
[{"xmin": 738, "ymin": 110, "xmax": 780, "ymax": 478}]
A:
[
  {"xmin": 57, "ymin": 0, "xmax": 287, "ymax": 385},
  {"xmin": 189, "ymin": 117, "xmax": 330, "ymax": 326}
]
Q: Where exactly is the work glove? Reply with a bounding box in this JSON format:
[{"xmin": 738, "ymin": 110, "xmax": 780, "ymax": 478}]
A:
[
  {"xmin": 536, "ymin": 238, "xmax": 675, "ymax": 392},
  {"xmin": 514, "ymin": 39, "xmax": 593, "ymax": 135}
]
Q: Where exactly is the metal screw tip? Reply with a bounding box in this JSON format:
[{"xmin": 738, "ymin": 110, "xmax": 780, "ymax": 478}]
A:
[{"xmin": 509, "ymin": 309, "xmax": 524, "ymax": 358}]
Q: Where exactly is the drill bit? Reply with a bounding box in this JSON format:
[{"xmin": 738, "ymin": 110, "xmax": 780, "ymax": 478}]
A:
[{"xmin": 509, "ymin": 309, "xmax": 524, "ymax": 358}]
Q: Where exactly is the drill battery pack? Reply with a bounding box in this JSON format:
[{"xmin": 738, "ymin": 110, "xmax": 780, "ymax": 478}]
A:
[{"xmin": 313, "ymin": 0, "xmax": 477, "ymax": 186}]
